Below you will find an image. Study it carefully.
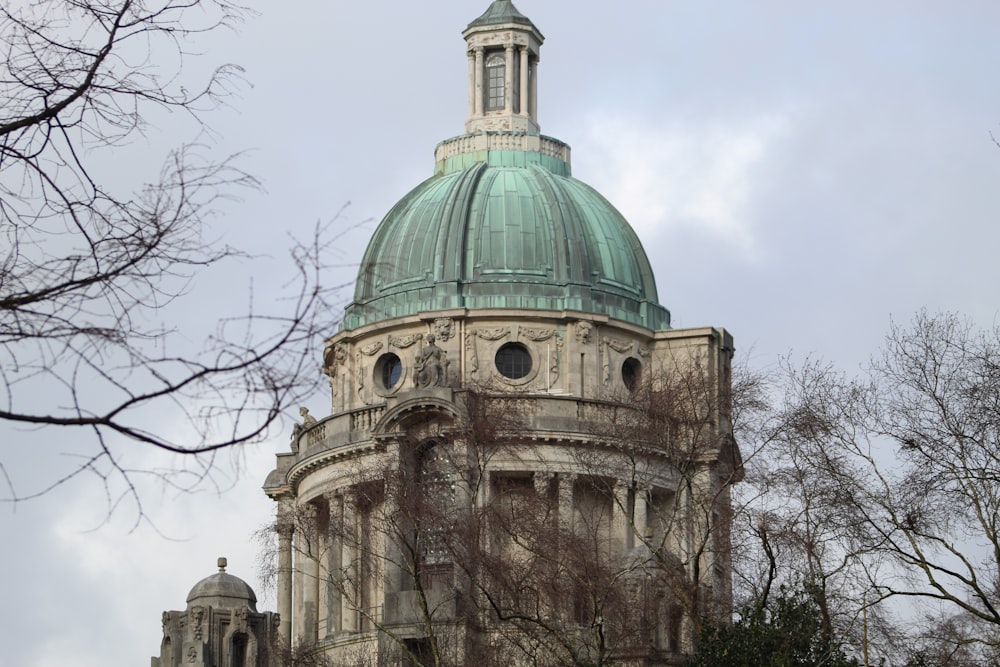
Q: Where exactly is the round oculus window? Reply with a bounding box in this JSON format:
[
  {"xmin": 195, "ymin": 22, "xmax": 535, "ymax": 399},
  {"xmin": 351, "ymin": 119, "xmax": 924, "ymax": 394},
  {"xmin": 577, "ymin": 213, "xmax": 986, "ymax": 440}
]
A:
[
  {"xmin": 377, "ymin": 353, "xmax": 403, "ymax": 389},
  {"xmin": 495, "ymin": 343, "xmax": 532, "ymax": 380},
  {"xmin": 622, "ymin": 357, "xmax": 641, "ymax": 392}
]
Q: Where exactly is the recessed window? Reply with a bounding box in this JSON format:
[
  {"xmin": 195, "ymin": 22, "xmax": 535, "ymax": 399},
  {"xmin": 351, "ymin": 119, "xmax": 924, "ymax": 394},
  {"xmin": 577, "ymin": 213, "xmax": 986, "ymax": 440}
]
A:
[
  {"xmin": 486, "ymin": 52, "xmax": 505, "ymax": 110},
  {"xmin": 377, "ymin": 353, "xmax": 403, "ymax": 389},
  {"xmin": 496, "ymin": 343, "xmax": 532, "ymax": 379},
  {"xmin": 622, "ymin": 357, "xmax": 641, "ymax": 392}
]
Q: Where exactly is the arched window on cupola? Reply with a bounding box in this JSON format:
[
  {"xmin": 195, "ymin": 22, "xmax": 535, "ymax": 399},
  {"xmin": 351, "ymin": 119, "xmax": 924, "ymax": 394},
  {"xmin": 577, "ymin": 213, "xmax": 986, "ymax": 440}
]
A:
[{"xmin": 485, "ymin": 52, "xmax": 505, "ymax": 110}]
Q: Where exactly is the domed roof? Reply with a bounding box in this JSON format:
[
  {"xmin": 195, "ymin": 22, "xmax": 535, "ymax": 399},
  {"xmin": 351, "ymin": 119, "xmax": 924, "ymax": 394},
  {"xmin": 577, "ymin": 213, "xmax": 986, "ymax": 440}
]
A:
[
  {"xmin": 344, "ymin": 143, "xmax": 670, "ymax": 331},
  {"xmin": 186, "ymin": 558, "xmax": 258, "ymax": 611}
]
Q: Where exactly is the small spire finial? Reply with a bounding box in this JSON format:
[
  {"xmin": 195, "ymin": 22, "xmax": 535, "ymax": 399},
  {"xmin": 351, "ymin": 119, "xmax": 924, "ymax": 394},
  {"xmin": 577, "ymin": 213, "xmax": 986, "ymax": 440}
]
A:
[{"xmin": 217, "ymin": 556, "xmax": 227, "ymax": 572}]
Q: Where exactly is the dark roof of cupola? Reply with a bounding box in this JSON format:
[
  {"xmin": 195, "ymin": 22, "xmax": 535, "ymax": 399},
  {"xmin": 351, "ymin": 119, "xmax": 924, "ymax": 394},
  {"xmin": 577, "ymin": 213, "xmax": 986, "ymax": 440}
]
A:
[{"xmin": 467, "ymin": 0, "xmax": 537, "ymax": 30}]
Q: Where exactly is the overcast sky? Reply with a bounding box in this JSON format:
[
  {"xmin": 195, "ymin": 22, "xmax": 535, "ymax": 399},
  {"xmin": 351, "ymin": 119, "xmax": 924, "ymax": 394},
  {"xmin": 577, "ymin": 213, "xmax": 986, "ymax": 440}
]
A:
[{"xmin": 4, "ymin": 1, "xmax": 1000, "ymax": 664}]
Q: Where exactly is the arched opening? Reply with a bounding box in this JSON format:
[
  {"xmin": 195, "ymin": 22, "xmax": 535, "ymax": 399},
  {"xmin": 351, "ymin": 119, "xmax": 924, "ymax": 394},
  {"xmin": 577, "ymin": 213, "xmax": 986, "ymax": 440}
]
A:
[
  {"xmin": 230, "ymin": 632, "xmax": 248, "ymax": 667},
  {"xmin": 413, "ymin": 440, "xmax": 455, "ymax": 589},
  {"xmin": 485, "ymin": 52, "xmax": 505, "ymax": 110}
]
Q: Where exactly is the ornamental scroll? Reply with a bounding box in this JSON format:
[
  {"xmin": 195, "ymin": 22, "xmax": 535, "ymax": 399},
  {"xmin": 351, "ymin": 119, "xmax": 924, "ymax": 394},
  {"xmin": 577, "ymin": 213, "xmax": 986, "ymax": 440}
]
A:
[
  {"xmin": 519, "ymin": 327, "xmax": 562, "ymax": 387},
  {"xmin": 601, "ymin": 336, "xmax": 635, "ymax": 384},
  {"xmin": 465, "ymin": 327, "xmax": 511, "ymax": 376},
  {"xmin": 389, "ymin": 334, "xmax": 422, "ymax": 349}
]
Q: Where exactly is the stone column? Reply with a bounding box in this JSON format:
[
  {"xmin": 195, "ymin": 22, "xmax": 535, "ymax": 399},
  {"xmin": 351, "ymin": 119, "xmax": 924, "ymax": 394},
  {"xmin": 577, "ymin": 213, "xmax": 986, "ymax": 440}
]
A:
[
  {"xmin": 504, "ymin": 44, "xmax": 515, "ymax": 113},
  {"xmin": 276, "ymin": 520, "xmax": 294, "ymax": 647},
  {"xmin": 474, "ymin": 48, "xmax": 484, "ymax": 116},
  {"xmin": 519, "ymin": 46, "xmax": 530, "ymax": 117},
  {"xmin": 298, "ymin": 504, "xmax": 319, "ymax": 643},
  {"xmin": 325, "ymin": 493, "xmax": 343, "ymax": 636},
  {"xmin": 341, "ymin": 489, "xmax": 359, "ymax": 632},
  {"xmin": 634, "ymin": 485, "xmax": 650, "ymax": 546},
  {"xmin": 316, "ymin": 497, "xmax": 331, "ymax": 637},
  {"xmin": 612, "ymin": 480, "xmax": 629, "ymax": 556},
  {"xmin": 529, "ymin": 58, "xmax": 538, "ymax": 121},
  {"xmin": 467, "ymin": 50, "xmax": 476, "ymax": 118},
  {"xmin": 557, "ymin": 473, "xmax": 575, "ymax": 534}
]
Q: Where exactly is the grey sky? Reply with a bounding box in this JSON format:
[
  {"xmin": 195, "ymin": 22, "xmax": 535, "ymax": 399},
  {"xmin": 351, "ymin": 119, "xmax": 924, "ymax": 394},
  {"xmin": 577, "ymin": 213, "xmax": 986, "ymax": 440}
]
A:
[{"xmin": 3, "ymin": 1, "xmax": 1000, "ymax": 664}]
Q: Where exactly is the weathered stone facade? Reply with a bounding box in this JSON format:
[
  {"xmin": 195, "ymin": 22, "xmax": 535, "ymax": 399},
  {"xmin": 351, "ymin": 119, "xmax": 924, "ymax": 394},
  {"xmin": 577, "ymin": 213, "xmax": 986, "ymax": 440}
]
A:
[
  {"xmin": 153, "ymin": 2, "xmax": 741, "ymax": 665},
  {"xmin": 151, "ymin": 559, "xmax": 278, "ymax": 667}
]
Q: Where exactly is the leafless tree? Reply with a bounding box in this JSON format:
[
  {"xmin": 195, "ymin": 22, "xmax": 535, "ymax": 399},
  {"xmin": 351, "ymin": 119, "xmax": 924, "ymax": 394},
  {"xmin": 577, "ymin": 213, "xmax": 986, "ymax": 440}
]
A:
[
  {"xmin": 258, "ymin": 389, "xmax": 676, "ymax": 666},
  {"xmin": 729, "ymin": 312, "xmax": 1000, "ymax": 664},
  {"xmin": 0, "ymin": 1, "xmax": 342, "ymax": 509},
  {"xmin": 555, "ymin": 353, "xmax": 750, "ymax": 659}
]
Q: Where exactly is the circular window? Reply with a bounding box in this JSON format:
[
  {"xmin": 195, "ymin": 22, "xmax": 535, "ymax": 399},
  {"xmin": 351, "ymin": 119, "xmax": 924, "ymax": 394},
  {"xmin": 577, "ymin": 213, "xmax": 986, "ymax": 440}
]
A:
[
  {"xmin": 495, "ymin": 343, "xmax": 532, "ymax": 380},
  {"xmin": 376, "ymin": 353, "xmax": 403, "ymax": 390},
  {"xmin": 622, "ymin": 357, "xmax": 641, "ymax": 392}
]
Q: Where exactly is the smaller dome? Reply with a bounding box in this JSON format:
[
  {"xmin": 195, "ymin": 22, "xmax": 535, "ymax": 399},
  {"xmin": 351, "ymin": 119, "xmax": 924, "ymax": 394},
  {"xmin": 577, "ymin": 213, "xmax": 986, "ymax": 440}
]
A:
[{"xmin": 186, "ymin": 557, "xmax": 258, "ymax": 611}]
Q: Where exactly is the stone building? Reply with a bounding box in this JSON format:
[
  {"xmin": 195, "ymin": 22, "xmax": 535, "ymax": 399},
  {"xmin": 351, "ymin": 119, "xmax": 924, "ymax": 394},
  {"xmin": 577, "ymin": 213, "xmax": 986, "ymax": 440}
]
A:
[
  {"xmin": 154, "ymin": 2, "xmax": 741, "ymax": 665},
  {"xmin": 151, "ymin": 558, "xmax": 278, "ymax": 667}
]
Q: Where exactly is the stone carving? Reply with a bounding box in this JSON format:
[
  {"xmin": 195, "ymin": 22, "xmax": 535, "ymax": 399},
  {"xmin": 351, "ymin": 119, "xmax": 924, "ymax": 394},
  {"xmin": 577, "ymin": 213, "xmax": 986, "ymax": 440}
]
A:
[
  {"xmin": 520, "ymin": 326, "xmax": 555, "ymax": 342},
  {"xmin": 466, "ymin": 327, "xmax": 511, "ymax": 376},
  {"xmin": 466, "ymin": 332, "xmax": 479, "ymax": 376},
  {"xmin": 414, "ymin": 334, "xmax": 449, "ymax": 388},
  {"xmin": 361, "ymin": 341, "xmax": 384, "ymax": 356},
  {"xmin": 190, "ymin": 606, "xmax": 205, "ymax": 641},
  {"xmin": 389, "ymin": 333, "xmax": 422, "ymax": 349},
  {"xmin": 161, "ymin": 611, "xmax": 171, "ymax": 636},
  {"xmin": 187, "ymin": 646, "xmax": 197, "ymax": 663},
  {"xmin": 234, "ymin": 606, "xmax": 248, "ymax": 632},
  {"xmin": 638, "ymin": 347, "xmax": 651, "ymax": 358},
  {"xmin": 433, "ymin": 318, "xmax": 454, "ymax": 341},
  {"xmin": 475, "ymin": 327, "xmax": 511, "ymax": 341},
  {"xmin": 601, "ymin": 336, "xmax": 633, "ymax": 384},
  {"xmin": 355, "ymin": 351, "xmax": 364, "ymax": 395},
  {"xmin": 603, "ymin": 336, "xmax": 633, "ymax": 354},
  {"xmin": 550, "ymin": 334, "xmax": 563, "ymax": 386},
  {"xmin": 323, "ymin": 343, "xmax": 347, "ymax": 377},
  {"xmin": 291, "ymin": 407, "xmax": 317, "ymax": 442},
  {"xmin": 576, "ymin": 321, "xmax": 593, "ymax": 344}
]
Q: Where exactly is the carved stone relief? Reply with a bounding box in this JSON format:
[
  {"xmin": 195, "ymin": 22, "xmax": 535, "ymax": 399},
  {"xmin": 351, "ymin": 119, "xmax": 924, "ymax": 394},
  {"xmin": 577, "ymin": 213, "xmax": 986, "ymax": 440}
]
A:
[
  {"xmin": 466, "ymin": 327, "xmax": 511, "ymax": 376},
  {"xmin": 519, "ymin": 326, "xmax": 555, "ymax": 342},
  {"xmin": 432, "ymin": 318, "xmax": 454, "ymax": 341},
  {"xmin": 355, "ymin": 351, "xmax": 364, "ymax": 396},
  {"xmin": 361, "ymin": 341, "xmax": 384, "ymax": 356},
  {"xmin": 575, "ymin": 321, "xmax": 593, "ymax": 344},
  {"xmin": 601, "ymin": 336, "xmax": 635, "ymax": 384},
  {"xmin": 413, "ymin": 334, "xmax": 449, "ymax": 388},
  {"xmin": 323, "ymin": 342, "xmax": 347, "ymax": 377},
  {"xmin": 190, "ymin": 606, "xmax": 205, "ymax": 641},
  {"xmin": 389, "ymin": 333, "xmax": 422, "ymax": 349}
]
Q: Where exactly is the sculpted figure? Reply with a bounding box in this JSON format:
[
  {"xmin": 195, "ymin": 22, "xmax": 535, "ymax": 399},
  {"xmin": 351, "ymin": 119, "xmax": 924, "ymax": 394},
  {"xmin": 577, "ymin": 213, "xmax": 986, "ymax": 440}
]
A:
[
  {"xmin": 291, "ymin": 406, "xmax": 318, "ymax": 441},
  {"xmin": 414, "ymin": 334, "xmax": 448, "ymax": 388}
]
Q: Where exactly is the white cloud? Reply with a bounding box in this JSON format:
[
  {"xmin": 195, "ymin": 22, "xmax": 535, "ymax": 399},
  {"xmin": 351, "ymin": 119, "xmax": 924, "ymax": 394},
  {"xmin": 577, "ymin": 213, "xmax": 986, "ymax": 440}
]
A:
[{"xmin": 577, "ymin": 111, "xmax": 790, "ymax": 262}]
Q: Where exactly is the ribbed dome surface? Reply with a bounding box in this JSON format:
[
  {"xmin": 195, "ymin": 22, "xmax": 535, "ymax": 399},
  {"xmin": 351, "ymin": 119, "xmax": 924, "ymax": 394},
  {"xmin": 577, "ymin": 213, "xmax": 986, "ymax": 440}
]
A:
[
  {"xmin": 344, "ymin": 147, "xmax": 670, "ymax": 330},
  {"xmin": 186, "ymin": 571, "xmax": 258, "ymax": 611}
]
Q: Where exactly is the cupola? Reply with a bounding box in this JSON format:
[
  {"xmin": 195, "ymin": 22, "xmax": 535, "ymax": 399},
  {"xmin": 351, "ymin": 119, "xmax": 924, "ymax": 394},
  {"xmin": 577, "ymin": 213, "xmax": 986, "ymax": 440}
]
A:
[{"xmin": 463, "ymin": 0, "xmax": 543, "ymax": 134}]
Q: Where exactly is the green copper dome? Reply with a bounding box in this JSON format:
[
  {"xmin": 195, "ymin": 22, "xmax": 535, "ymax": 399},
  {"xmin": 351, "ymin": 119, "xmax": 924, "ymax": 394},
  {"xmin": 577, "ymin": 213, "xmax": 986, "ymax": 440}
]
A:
[{"xmin": 344, "ymin": 140, "xmax": 670, "ymax": 331}]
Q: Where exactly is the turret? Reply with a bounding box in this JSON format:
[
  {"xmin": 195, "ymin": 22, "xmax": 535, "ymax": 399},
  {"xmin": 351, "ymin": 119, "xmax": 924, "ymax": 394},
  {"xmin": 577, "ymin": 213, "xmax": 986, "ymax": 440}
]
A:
[{"xmin": 463, "ymin": 0, "xmax": 543, "ymax": 134}]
